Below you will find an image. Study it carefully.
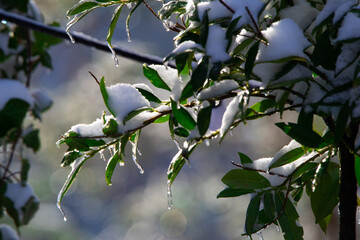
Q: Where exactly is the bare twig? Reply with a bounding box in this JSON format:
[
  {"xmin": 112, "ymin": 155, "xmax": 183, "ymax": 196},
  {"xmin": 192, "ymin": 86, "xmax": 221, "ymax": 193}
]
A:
[
  {"xmin": 142, "ymin": 0, "xmax": 160, "ymax": 20},
  {"xmin": 219, "ymin": 0, "xmax": 235, "ymax": 14},
  {"xmin": 89, "ymin": 71, "xmax": 100, "ymax": 85},
  {"xmin": 245, "ymin": 6, "xmax": 264, "ymax": 39}
]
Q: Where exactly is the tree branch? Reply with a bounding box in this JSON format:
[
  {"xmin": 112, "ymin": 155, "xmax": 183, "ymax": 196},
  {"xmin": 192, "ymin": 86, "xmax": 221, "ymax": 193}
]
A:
[{"xmin": 0, "ymin": 9, "xmax": 175, "ymax": 68}]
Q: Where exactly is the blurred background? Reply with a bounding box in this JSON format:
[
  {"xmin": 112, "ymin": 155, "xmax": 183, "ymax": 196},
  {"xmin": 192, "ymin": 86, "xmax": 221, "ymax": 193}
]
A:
[{"xmin": 5, "ymin": 0, "xmax": 353, "ymax": 239}]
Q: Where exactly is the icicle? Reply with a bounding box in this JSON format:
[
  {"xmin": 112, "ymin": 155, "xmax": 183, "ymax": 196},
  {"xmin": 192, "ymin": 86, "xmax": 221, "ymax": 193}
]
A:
[
  {"xmin": 275, "ymin": 225, "xmax": 280, "ymax": 233},
  {"xmin": 167, "ymin": 180, "xmax": 173, "ymax": 210},
  {"xmin": 358, "ymin": 206, "xmax": 360, "ymax": 224},
  {"xmin": 126, "ymin": 27, "xmax": 132, "ymax": 43},
  {"xmin": 131, "ymin": 142, "xmax": 144, "ymax": 174},
  {"xmin": 106, "ymin": 42, "xmax": 119, "ymax": 67},
  {"xmin": 55, "ymin": 139, "xmax": 62, "ymax": 148},
  {"xmin": 256, "ymin": 231, "xmax": 264, "ymax": 240},
  {"xmin": 99, "ymin": 149, "xmax": 106, "ymax": 161},
  {"xmin": 65, "ymin": 29, "xmax": 75, "ymax": 44},
  {"xmin": 205, "ymin": 139, "xmax": 210, "ymax": 147}
]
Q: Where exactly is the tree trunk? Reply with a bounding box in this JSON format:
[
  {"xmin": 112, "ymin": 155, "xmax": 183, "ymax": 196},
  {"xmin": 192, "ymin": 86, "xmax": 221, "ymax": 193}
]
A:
[{"xmin": 338, "ymin": 124, "xmax": 358, "ymax": 240}]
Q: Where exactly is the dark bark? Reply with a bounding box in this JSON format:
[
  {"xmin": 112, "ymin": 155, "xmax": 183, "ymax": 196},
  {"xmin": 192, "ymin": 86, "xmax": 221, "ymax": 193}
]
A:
[{"xmin": 338, "ymin": 123, "xmax": 359, "ymax": 240}]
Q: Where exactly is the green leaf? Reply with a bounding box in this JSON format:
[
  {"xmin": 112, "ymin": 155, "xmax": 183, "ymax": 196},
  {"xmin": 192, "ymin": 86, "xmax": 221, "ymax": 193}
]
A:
[
  {"xmin": 310, "ymin": 162, "xmax": 339, "ymax": 224},
  {"xmin": 61, "ymin": 150, "xmax": 81, "ymax": 167},
  {"xmin": 197, "ymin": 106, "xmax": 212, "ymax": 136},
  {"xmin": 57, "ymin": 156, "xmax": 88, "ymax": 219},
  {"xmin": 334, "ymin": 103, "xmax": 350, "ymax": 146},
  {"xmin": 154, "ymin": 115, "xmax": 170, "ymax": 123},
  {"xmin": 311, "ymin": 29, "xmax": 341, "ymax": 70},
  {"xmin": 217, "ymin": 188, "xmax": 253, "ymax": 198},
  {"xmin": 67, "ymin": 1, "xmax": 99, "ymax": 16},
  {"xmin": 171, "ymin": 99, "xmax": 196, "ymax": 130},
  {"xmin": 245, "ymin": 41, "xmax": 260, "ymax": 80},
  {"xmin": 62, "ymin": 132, "xmax": 105, "ymax": 151},
  {"xmin": 158, "ymin": 1, "xmax": 187, "ymax": 20},
  {"xmin": 355, "ymin": 155, "xmax": 360, "ymax": 188},
  {"xmin": 136, "ymin": 88, "xmax": 162, "ymax": 103},
  {"xmin": 167, "ymin": 152, "xmax": 186, "ymax": 185},
  {"xmin": 263, "ymin": 192, "xmax": 276, "ymax": 220},
  {"xmin": 270, "ymin": 61, "xmax": 298, "ymax": 82},
  {"xmin": 105, "ymin": 150, "xmax": 120, "ymax": 185},
  {"xmin": 102, "ymin": 118, "xmax": 118, "ymax": 135},
  {"xmin": 143, "ymin": 64, "xmax": 171, "ymax": 91},
  {"xmin": 173, "ymin": 127, "xmax": 190, "ymax": 137},
  {"xmin": 275, "ymin": 190, "xmax": 304, "ymax": 240},
  {"xmin": 318, "ymin": 214, "xmax": 332, "ymax": 234},
  {"xmin": 123, "ymin": 107, "xmax": 153, "ymax": 124},
  {"xmin": 245, "ymin": 195, "xmax": 261, "ymax": 234},
  {"xmin": 180, "ymin": 56, "xmax": 209, "ymax": 101},
  {"xmin": 258, "ymin": 56, "xmax": 308, "ymax": 64},
  {"xmin": 246, "ymin": 99, "xmax": 276, "ymax": 119},
  {"xmin": 0, "ymin": 99, "xmax": 30, "ymax": 137},
  {"xmin": 199, "ymin": 10, "xmax": 209, "ymax": 47},
  {"xmin": 269, "ymin": 147, "xmax": 305, "ymax": 169},
  {"xmin": 21, "ymin": 195, "xmax": 39, "ymax": 225},
  {"xmin": 231, "ymin": 38, "xmax": 253, "ymax": 56},
  {"xmin": 20, "ymin": 158, "xmax": 30, "ymax": 184},
  {"xmin": 23, "ymin": 129, "xmax": 40, "ymax": 152},
  {"xmin": 106, "ymin": 4, "xmax": 124, "ymax": 47},
  {"xmin": 99, "ymin": 77, "xmax": 116, "ymax": 117},
  {"xmin": 221, "ymin": 169, "xmax": 271, "ymax": 189},
  {"xmin": 126, "ymin": 0, "xmax": 142, "ymax": 42},
  {"xmin": 275, "ymin": 122, "xmax": 325, "ymax": 148},
  {"xmin": 238, "ymin": 152, "xmax": 253, "ymax": 164}
]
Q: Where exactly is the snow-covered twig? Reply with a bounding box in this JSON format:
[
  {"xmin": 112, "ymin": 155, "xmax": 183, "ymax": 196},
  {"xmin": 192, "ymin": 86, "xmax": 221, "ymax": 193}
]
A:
[{"xmin": 0, "ymin": 8, "xmax": 175, "ymax": 68}]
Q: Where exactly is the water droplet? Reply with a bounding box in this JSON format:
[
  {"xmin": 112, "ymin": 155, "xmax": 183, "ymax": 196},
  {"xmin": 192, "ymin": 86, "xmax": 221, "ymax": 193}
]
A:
[
  {"xmin": 119, "ymin": 161, "xmax": 125, "ymax": 166},
  {"xmin": 1, "ymin": 20, "xmax": 7, "ymax": 24},
  {"xmin": 63, "ymin": 217, "xmax": 68, "ymax": 222},
  {"xmin": 167, "ymin": 181, "xmax": 173, "ymax": 210},
  {"xmin": 106, "ymin": 42, "xmax": 119, "ymax": 67},
  {"xmin": 66, "ymin": 30, "xmax": 75, "ymax": 43},
  {"xmin": 205, "ymin": 139, "xmax": 210, "ymax": 147}
]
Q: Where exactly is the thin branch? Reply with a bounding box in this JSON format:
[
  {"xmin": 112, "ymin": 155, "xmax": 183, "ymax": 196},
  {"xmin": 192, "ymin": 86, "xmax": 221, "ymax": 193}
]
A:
[
  {"xmin": 0, "ymin": 9, "xmax": 175, "ymax": 68},
  {"xmin": 219, "ymin": 0, "xmax": 235, "ymax": 14},
  {"xmin": 89, "ymin": 71, "xmax": 100, "ymax": 85},
  {"xmin": 245, "ymin": 6, "xmax": 264, "ymax": 39},
  {"xmin": 0, "ymin": 129, "xmax": 21, "ymax": 188},
  {"xmin": 25, "ymin": 28, "xmax": 32, "ymax": 88},
  {"xmin": 231, "ymin": 161, "xmax": 288, "ymax": 178},
  {"xmin": 142, "ymin": 0, "xmax": 160, "ymax": 20}
]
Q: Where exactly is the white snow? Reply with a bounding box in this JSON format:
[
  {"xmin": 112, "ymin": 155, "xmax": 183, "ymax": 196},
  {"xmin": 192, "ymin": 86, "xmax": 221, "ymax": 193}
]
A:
[
  {"xmin": 257, "ymin": 19, "xmax": 310, "ymax": 62},
  {"xmin": 336, "ymin": 11, "xmax": 360, "ymax": 41},
  {"xmin": 206, "ymin": 25, "xmax": 230, "ymax": 63},
  {"xmin": 0, "ymin": 79, "xmax": 33, "ymax": 110},
  {"xmin": 227, "ymin": 0, "xmax": 265, "ymax": 29},
  {"xmin": 197, "ymin": 1, "xmax": 232, "ymax": 22},
  {"xmin": 5, "ymin": 183, "xmax": 39, "ymax": 221},
  {"xmin": 169, "ymin": 40, "xmax": 205, "ymax": 56},
  {"xmin": 70, "ymin": 117, "xmax": 107, "ymax": 137},
  {"xmin": 148, "ymin": 65, "xmax": 182, "ymax": 101},
  {"xmin": 219, "ymin": 92, "xmax": 242, "ymax": 137},
  {"xmin": 279, "ymin": 0, "xmax": 318, "ymax": 30},
  {"xmin": 0, "ymin": 225, "xmax": 19, "ymax": 240},
  {"xmin": 107, "ymin": 83, "xmax": 151, "ymax": 123},
  {"xmin": 31, "ymin": 89, "xmax": 52, "ymax": 111},
  {"xmin": 197, "ymin": 80, "xmax": 239, "ymax": 100},
  {"xmin": 315, "ymin": 0, "xmax": 357, "ymax": 25},
  {"xmin": 244, "ymin": 141, "xmax": 321, "ymax": 186}
]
